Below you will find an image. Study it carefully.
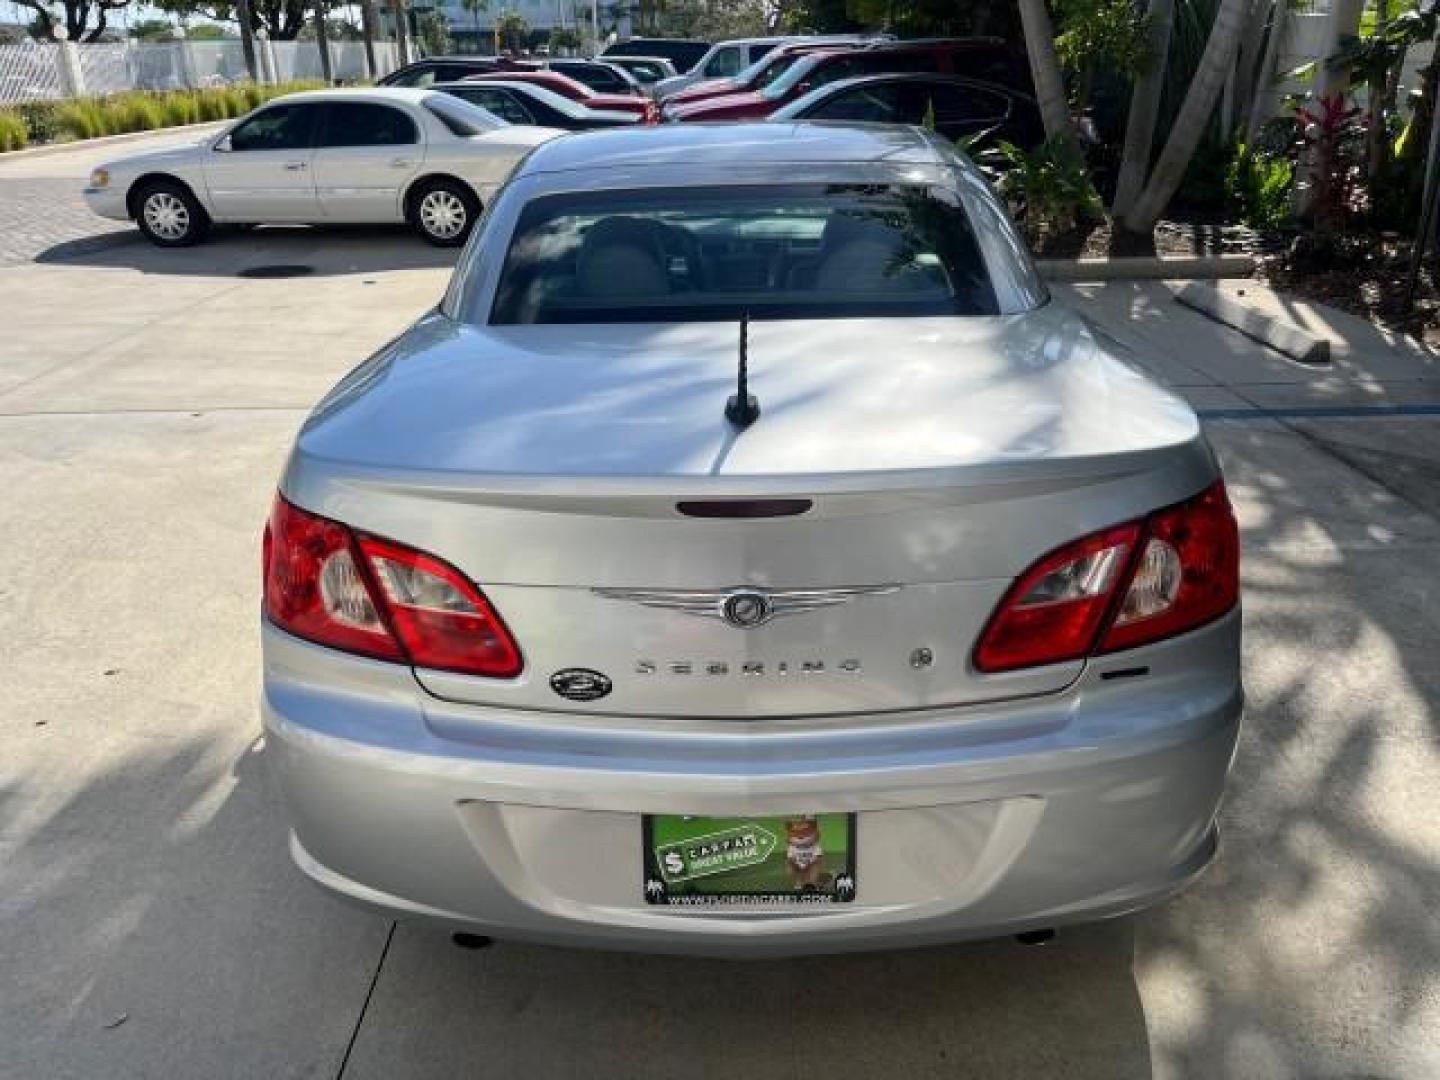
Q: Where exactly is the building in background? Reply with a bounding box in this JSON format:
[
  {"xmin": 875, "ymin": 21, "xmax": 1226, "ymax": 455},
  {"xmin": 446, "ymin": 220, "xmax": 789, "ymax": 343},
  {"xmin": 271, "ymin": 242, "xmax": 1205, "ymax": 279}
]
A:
[{"xmin": 413, "ymin": 0, "xmax": 634, "ymax": 54}]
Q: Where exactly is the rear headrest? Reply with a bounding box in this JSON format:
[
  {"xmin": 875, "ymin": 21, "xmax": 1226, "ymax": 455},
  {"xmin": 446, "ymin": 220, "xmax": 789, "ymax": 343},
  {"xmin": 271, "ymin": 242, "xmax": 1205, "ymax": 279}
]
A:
[{"xmin": 576, "ymin": 216, "xmax": 670, "ymax": 299}]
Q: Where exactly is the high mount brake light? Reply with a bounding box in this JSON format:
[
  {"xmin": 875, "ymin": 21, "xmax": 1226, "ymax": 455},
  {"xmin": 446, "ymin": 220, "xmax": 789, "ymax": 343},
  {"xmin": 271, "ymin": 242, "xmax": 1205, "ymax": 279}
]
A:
[
  {"xmin": 973, "ymin": 481, "xmax": 1239, "ymax": 673},
  {"xmin": 263, "ymin": 496, "xmax": 522, "ymax": 678}
]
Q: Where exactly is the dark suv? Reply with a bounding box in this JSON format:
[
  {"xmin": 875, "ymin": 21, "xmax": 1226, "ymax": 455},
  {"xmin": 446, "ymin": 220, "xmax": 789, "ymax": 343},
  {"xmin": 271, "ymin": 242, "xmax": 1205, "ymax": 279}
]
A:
[
  {"xmin": 602, "ymin": 37, "xmax": 710, "ymax": 73},
  {"xmin": 666, "ymin": 39, "xmax": 1031, "ymax": 122},
  {"xmin": 379, "ymin": 57, "xmax": 523, "ymax": 88}
]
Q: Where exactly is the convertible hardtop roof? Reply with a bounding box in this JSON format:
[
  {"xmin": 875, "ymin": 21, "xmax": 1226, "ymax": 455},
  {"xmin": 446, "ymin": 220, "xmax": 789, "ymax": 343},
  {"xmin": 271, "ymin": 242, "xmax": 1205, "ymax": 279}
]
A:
[{"xmin": 515, "ymin": 121, "xmax": 952, "ymax": 177}]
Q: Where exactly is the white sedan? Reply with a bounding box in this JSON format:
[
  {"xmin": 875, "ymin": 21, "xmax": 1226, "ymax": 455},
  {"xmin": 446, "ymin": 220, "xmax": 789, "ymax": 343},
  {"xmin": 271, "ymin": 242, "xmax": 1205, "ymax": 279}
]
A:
[{"xmin": 83, "ymin": 87, "xmax": 561, "ymax": 247}]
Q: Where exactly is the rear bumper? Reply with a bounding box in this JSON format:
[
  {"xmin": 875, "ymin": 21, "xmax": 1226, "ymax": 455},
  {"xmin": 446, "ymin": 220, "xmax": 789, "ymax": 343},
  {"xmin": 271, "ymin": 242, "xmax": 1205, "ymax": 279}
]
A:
[{"xmin": 262, "ymin": 614, "xmax": 1242, "ymax": 957}]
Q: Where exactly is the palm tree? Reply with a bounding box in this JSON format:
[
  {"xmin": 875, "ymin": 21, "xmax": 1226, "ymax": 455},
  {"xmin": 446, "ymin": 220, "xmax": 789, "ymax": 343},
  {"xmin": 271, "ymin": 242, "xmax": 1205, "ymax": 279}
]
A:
[
  {"xmin": 495, "ymin": 8, "xmax": 528, "ymax": 54},
  {"xmin": 1111, "ymin": 0, "xmax": 1175, "ymax": 220},
  {"xmin": 460, "ymin": 0, "xmax": 487, "ymax": 51},
  {"xmin": 1016, "ymin": 0, "xmax": 1079, "ymax": 152},
  {"xmin": 1119, "ymin": 0, "xmax": 1252, "ymax": 236}
]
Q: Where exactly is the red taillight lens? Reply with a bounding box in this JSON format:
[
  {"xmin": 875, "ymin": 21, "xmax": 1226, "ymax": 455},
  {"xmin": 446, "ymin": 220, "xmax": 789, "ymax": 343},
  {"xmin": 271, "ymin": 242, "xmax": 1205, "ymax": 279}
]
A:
[
  {"xmin": 358, "ymin": 535, "xmax": 522, "ymax": 677},
  {"xmin": 1099, "ymin": 481, "xmax": 1239, "ymax": 654},
  {"xmin": 263, "ymin": 496, "xmax": 522, "ymax": 678},
  {"xmin": 973, "ymin": 481, "xmax": 1239, "ymax": 673},
  {"xmin": 264, "ymin": 497, "xmax": 405, "ymax": 663},
  {"xmin": 973, "ymin": 523, "xmax": 1141, "ymax": 673}
]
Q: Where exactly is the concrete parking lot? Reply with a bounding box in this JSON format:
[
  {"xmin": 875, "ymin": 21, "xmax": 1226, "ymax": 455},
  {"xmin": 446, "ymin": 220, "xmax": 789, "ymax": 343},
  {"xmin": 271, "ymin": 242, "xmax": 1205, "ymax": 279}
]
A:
[{"xmin": 1, "ymin": 131, "xmax": 1437, "ymax": 1080}]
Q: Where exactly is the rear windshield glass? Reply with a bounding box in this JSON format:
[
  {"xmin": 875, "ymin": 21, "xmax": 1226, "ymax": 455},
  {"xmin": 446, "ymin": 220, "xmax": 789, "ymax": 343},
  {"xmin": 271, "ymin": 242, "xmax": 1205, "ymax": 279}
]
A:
[
  {"xmin": 423, "ymin": 95, "xmax": 502, "ymax": 136},
  {"xmin": 488, "ymin": 183, "xmax": 998, "ymax": 324}
]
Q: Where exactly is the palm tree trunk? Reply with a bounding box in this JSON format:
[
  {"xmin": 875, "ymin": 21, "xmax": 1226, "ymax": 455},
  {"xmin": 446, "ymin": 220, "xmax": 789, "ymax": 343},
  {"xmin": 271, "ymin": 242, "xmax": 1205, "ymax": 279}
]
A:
[
  {"xmin": 1016, "ymin": 0, "xmax": 1080, "ymax": 151},
  {"xmin": 1366, "ymin": 0, "xmax": 1390, "ymax": 182},
  {"xmin": 1121, "ymin": 0, "xmax": 1253, "ymax": 235},
  {"xmin": 1112, "ymin": 0, "xmax": 1175, "ymax": 219},
  {"xmin": 1244, "ymin": 0, "xmax": 1285, "ymax": 147}
]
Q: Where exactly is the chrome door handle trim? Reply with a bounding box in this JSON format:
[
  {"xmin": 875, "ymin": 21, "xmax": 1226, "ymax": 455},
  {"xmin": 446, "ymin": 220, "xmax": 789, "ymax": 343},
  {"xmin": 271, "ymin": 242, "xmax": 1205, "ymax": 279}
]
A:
[
  {"xmin": 389, "ymin": 158, "xmax": 414, "ymax": 168},
  {"xmin": 284, "ymin": 161, "xmax": 308, "ymax": 171}
]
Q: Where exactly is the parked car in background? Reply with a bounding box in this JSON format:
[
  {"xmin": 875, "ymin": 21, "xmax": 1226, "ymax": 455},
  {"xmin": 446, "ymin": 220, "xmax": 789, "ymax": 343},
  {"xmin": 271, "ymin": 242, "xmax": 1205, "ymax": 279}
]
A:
[
  {"xmin": 605, "ymin": 55, "xmax": 679, "ymax": 86},
  {"xmin": 660, "ymin": 41, "xmax": 861, "ymax": 114},
  {"xmin": 261, "ymin": 121, "xmax": 1242, "ymax": 956},
  {"xmin": 82, "ymin": 88, "xmax": 559, "ymax": 247},
  {"xmin": 542, "ymin": 58, "xmax": 645, "ymax": 96},
  {"xmin": 771, "ymin": 73, "xmax": 1044, "ymax": 148},
  {"xmin": 437, "ymin": 81, "xmax": 642, "ymax": 132},
  {"xmin": 652, "ymin": 36, "xmax": 798, "ymax": 98},
  {"xmin": 464, "ymin": 70, "xmax": 656, "ymax": 120},
  {"xmin": 666, "ymin": 38, "xmax": 1031, "ymax": 123},
  {"xmin": 379, "ymin": 56, "xmax": 521, "ymax": 88},
  {"xmin": 602, "ymin": 36, "xmax": 710, "ymax": 74}
]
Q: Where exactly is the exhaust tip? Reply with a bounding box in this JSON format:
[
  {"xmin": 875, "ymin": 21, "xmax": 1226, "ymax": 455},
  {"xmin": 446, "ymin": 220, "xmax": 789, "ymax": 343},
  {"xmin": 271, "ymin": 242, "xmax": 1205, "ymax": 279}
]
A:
[
  {"xmin": 451, "ymin": 932, "xmax": 494, "ymax": 950},
  {"xmin": 1015, "ymin": 928, "xmax": 1056, "ymax": 947}
]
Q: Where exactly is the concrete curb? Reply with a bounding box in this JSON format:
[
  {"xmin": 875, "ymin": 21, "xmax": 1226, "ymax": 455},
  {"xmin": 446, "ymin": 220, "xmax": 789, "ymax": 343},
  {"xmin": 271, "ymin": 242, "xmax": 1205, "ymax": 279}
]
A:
[
  {"xmin": 1175, "ymin": 281, "xmax": 1331, "ymax": 366},
  {"xmin": 0, "ymin": 121, "xmax": 226, "ymax": 162},
  {"xmin": 1038, "ymin": 254, "xmax": 1256, "ymax": 281}
]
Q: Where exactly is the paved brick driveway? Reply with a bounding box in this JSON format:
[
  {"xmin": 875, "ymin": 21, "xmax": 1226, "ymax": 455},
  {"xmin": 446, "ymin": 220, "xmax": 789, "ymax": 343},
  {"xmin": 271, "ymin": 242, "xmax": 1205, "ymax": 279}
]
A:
[{"xmin": 0, "ymin": 177, "xmax": 136, "ymax": 267}]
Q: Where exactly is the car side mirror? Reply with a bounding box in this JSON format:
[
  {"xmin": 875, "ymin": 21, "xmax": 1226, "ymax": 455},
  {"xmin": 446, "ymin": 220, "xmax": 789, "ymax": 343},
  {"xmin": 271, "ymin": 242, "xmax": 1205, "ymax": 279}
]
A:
[{"xmin": 213, "ymin": 133, "xmax": 233, "ymax": 152}]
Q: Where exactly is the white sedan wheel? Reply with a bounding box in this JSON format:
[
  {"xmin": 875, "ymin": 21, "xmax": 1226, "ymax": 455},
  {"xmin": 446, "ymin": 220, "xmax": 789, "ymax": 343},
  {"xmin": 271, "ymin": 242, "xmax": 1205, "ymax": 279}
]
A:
[
  {"xmin": 143, "ymin": 191, "xmax": 191, "ymax": 242},
  {"xmin": 418, "ymin": 188, "xmax": 468, "ymax": 241}
]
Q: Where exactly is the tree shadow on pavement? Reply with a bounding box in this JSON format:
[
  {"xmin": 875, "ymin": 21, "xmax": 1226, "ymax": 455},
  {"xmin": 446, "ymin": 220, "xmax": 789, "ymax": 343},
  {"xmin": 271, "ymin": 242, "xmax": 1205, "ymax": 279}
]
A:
[
  {"xmin": 1068, "ymin": 278, "xmax": 1440, "ymax": 1076},
  {"xmin": 34, "ymin": 223, "xmax": 458, "ymax": 278}
]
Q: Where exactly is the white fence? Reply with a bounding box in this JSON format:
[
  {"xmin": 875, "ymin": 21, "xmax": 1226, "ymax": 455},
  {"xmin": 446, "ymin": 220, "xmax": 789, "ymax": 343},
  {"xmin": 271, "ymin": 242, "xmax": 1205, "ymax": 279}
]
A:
[{"xmin": 0, "ymin": 39, "xmax": 399, "ymax": 105}]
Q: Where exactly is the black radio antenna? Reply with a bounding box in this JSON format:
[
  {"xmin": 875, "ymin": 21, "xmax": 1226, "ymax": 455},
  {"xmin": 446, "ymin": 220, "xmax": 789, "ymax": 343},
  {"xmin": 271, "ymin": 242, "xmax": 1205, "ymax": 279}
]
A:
[{"xmin": 725, "ymin": 310, "xmax": 761, "ymax": 431}]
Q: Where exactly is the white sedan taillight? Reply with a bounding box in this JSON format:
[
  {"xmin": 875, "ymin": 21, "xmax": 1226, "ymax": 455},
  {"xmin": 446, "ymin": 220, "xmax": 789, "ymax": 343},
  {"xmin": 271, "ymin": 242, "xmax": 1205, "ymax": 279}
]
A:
[
  {"xmin": 973, "ymin": 481, "xmax": 1239, "ymax": 673},
  {"xmin": 263, "ymin": 496, "xmax": 522, "ymax": 678}
]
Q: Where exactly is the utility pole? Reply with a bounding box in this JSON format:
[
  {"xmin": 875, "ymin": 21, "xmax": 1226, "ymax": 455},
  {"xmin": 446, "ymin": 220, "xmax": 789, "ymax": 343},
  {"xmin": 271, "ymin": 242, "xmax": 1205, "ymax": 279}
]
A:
[
  {"xmin": 234, "ymin": 0, "xmax": 259, "ymax": 81},
  {"xmin": 590, "ymin": 0, "xmax": 598, "ymax": 55}
]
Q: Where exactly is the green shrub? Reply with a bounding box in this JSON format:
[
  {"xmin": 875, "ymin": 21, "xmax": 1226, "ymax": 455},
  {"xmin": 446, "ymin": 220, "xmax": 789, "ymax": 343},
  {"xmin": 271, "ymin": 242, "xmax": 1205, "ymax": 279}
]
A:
[
  {"xmin": 1226, "ymin": 144, "xmax": 1294, "ymax": 230},
  {"xmin": 194, "ymin": 86, "xmax": 233, "ymax": 122},
  {"xmin": 54, "ymin": 98, "xmax": 109, "ymax": 140},
  {"xmin": 161, "ymin": 92, "xmax": 201, "ymax": 127},
  {"xmin": 239, "ymin": 83, "xmax": 266, "ymax": 111},
  {"xmin": 15, "ymin": 102, "xmax": 59, "ymax": 144},
  {"xmin": 0, "ymin": 110, "xmax": 27, "ymax": 152},
  {"xmin": 103, "ymin": 92, "xmax": 167, "ymax": 134},
  {"xmin": 0, "ymin": 79, "xmax": 332, "ymax": 153},
  {"xmin": 978, "ymin": 137, "xmax": 1104, "ymax": 243}
]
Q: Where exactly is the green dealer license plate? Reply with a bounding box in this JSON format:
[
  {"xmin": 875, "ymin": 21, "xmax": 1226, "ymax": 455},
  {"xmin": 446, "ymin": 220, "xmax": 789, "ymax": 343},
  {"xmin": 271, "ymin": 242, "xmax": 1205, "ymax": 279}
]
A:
[{"xmin": 642, "ymin": 814, "xmax": 856, "ymax": 906}]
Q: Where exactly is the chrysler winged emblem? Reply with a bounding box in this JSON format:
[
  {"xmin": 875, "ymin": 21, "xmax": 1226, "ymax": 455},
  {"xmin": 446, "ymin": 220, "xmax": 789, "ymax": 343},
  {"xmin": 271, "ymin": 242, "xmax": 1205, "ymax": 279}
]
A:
[{"xmin": 593, "ymin": 585, "xmax": 899, "ymax": 628}]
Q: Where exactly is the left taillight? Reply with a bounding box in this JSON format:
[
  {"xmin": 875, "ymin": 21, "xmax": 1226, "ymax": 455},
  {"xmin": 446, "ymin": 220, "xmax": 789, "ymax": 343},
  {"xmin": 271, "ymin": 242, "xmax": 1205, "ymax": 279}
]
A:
[
  {"xmin": 973, "ymin": 480, "xmax": 1239, "ymax": 673},
  {"xmin": 263, "ymin": 495, "xmax": 522, "ymax": 678}
]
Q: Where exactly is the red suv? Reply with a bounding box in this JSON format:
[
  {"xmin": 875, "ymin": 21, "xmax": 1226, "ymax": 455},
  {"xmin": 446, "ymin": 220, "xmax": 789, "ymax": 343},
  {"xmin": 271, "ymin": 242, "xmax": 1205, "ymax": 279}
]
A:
[
  {"xmin": 661, "ymin": 42, "xmax": 862, "ymax": 112},
  {"xmin": 666, "ymin": 39, "xmax": 1030, "ymax": 123}
]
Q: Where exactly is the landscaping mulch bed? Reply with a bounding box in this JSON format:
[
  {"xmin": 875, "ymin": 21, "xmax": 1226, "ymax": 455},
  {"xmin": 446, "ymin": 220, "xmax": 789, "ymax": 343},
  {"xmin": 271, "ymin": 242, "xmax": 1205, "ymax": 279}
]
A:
[{"xmin": 1255, "ymin": 234, "xmax": 1440, "ymax": 342}]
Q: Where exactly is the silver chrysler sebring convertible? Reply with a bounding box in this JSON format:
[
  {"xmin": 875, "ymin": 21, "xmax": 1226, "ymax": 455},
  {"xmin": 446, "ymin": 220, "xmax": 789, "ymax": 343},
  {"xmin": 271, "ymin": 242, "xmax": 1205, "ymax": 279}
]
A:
[{"xmin": 261, "ymin": 123, "xmax": 1242, "ymax": 957}]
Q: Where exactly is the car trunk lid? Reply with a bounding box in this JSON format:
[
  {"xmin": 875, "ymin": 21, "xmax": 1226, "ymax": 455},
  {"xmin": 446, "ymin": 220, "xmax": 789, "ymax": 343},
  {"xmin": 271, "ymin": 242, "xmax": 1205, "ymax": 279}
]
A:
[{"xmin": 284, "ymin": 306, "xmax": 1213, "ymax": 717}]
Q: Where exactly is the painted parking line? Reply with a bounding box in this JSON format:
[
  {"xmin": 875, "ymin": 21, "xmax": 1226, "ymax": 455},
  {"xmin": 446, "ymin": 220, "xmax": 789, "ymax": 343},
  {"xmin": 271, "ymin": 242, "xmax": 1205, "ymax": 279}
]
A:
[{"xmin": 1198, "ymin": 404, "xmax": 1440, "ymax": 420}]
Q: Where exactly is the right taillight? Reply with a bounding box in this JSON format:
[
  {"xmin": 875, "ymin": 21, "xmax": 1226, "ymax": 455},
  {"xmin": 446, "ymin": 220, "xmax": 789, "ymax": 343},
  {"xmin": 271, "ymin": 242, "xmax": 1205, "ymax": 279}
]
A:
[
  {"xmin": 263, "ymin": 495, "xmax": 522, "ymax": 678},
  {"xmin": 974, "ymin": 480, "xmax": 1239, "ymax": 673},
  {"xmin": 1098, "ymin": 480, "xmax": 1239, "ymax": 654}
]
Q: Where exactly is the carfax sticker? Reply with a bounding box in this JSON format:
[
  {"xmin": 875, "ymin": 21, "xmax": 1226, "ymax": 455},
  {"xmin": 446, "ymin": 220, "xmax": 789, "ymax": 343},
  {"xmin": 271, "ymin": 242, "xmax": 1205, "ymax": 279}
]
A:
[{"xmin": 642, "ymin": 814, "xmax": 856, "ymax": 906}]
